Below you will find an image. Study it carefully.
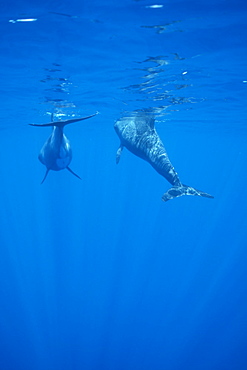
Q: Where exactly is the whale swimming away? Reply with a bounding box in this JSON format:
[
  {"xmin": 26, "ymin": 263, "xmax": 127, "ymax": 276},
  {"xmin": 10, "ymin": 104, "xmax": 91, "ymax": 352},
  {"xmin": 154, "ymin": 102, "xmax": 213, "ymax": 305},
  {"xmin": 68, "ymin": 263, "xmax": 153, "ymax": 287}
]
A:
[
  {"xmin": 30, "ymin": 113, "xmax": 98, "ymax": 183},
  {"xmin": 114, "ymin": 110, "xmax": 214, "ymax": 202}
]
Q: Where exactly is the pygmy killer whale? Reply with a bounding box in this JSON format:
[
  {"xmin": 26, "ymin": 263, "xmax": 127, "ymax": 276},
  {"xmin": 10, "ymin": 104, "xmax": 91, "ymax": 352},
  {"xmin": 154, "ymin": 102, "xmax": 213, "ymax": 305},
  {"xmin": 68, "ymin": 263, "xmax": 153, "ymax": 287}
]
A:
[
  {"xmin": 30, "ymin": 113, "xmax": 98, "ymax": 183},
  {"xmin": 114, "ymin": 110, "xmax": 214, "ymax": 202}
]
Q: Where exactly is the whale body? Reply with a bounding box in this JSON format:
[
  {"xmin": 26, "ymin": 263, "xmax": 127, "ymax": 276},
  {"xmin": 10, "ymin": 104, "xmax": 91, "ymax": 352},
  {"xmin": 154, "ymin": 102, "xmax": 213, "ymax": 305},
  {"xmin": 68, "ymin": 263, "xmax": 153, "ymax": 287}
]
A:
[
  {"xmin": 114, "ymin": 110, "xmax": 213, "ymax": 202},
  {"xmin": 30, "ymin": 113, "xmax": 97, "ymax": 183}
]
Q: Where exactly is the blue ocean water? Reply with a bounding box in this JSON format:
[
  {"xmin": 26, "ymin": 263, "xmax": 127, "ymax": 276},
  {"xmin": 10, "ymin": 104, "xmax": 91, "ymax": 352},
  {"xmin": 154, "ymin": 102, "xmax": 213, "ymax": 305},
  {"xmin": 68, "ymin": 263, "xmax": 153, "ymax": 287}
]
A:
[{"xmin": 0, "ymin": 0, "xmax": 247, "ymax": 369}]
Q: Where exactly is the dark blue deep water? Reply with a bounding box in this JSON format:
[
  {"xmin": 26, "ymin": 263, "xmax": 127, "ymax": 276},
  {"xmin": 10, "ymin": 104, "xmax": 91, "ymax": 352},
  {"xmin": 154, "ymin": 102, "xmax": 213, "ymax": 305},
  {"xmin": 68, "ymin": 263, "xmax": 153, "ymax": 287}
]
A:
[{"xmin": 0, "ymin": 0, "xmax": 247, "ymax": 369}]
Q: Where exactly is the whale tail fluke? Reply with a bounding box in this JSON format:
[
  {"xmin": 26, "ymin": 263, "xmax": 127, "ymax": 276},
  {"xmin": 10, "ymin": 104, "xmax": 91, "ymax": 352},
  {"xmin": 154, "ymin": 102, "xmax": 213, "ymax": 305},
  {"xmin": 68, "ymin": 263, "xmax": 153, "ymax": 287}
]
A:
[
  {"xmin": 29, "ymin": 112, "xmax": 99, "ymax": 128},
  {"xmin": 162, "ymin": 184, "xmax": 214, "ymax": 202}
]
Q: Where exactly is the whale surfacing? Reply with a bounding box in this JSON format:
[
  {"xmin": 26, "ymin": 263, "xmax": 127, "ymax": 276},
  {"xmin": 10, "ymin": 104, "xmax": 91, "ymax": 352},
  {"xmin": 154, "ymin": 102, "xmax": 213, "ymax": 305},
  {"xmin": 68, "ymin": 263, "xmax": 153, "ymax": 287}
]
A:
[
  {"xmin": 114, "ymin": 110, "xmax": 213, "ymax": 202},
  {"xmin": 30, "ymin": 113, "xmax": 98, "ymax": 183}
]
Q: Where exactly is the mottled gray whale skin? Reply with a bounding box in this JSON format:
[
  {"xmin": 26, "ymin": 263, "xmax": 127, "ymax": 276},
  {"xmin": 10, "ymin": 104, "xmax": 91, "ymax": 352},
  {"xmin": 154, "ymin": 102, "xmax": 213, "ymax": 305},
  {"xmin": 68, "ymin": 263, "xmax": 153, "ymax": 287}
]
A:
[
  {"xmin": 30, "ymin": 113, "xmax": 97, "ymax": 183},
  {"xmin": 114, "ymin": 110, "xmax": 213, "ymax": 202}
]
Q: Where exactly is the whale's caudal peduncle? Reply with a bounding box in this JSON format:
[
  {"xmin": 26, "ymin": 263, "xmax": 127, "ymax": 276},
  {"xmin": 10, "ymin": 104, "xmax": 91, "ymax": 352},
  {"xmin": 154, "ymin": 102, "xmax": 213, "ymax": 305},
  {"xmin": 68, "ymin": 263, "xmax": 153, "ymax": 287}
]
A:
[
  {"xmin": 30, "ymin": 113, "xmax": 98, "ymax": 183},
  {"xmin": 114, "ymin": 110, "xmax": 213, "ymax": 202}
]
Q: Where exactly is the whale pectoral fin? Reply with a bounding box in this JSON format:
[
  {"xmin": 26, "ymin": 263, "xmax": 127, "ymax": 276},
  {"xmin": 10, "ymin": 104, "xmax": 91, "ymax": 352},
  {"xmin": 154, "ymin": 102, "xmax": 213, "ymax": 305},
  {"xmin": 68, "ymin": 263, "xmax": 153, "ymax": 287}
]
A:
[
  {"xmin": 162, "ymin": 184, "xmax": 214, "ymax": 202},
  {"xmin": 41, "ymin": 169, "xmax": 50, "ymax": 184},
  {"xmin": 116, "ymin": 144, "xmax": 124, "ymax": 164},
  {"xmin": 67, "ymin": 167, "xmax": 81, "ymax": 180}
]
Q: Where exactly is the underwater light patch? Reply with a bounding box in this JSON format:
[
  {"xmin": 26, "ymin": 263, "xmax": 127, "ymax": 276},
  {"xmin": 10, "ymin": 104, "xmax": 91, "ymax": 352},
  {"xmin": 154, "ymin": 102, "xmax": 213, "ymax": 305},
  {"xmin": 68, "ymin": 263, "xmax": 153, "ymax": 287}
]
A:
[
  {"xmin": 9, "ymin": 18, "xmax": 37, "ymax": 23},
  {"xmin": 145, "ymin": 5, "xmax": 164, "ymax": 9}
]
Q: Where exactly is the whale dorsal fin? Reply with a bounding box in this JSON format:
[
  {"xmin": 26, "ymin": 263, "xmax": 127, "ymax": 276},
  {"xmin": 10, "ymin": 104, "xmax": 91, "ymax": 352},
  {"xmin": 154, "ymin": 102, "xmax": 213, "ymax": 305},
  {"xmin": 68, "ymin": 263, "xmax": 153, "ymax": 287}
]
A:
[
  {"xmin": 67, "ymin": 167, "xmax": 81, "ymax": 180},
  {"xmin": 146, "ymin": 116, "xmax": 155, "ymax": 129},
  {"xmin": 137, "ymin": 110, "xmax": 155, "ymax": 130},
  {"xmin": 41, "ymin": 169, "xmax": 50, "ymax": 184}
]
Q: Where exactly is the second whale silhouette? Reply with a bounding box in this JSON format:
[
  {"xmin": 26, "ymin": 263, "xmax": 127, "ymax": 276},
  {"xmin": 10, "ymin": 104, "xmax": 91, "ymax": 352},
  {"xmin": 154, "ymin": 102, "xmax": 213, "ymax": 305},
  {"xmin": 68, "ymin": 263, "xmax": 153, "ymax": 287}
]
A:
[
  {"xmin": 114, "ymin": 109, "xmax": 213, "ymax": 202},
  {"xmin": 30, "ymin": 113, "xmax": 97, "ymax": 183}
]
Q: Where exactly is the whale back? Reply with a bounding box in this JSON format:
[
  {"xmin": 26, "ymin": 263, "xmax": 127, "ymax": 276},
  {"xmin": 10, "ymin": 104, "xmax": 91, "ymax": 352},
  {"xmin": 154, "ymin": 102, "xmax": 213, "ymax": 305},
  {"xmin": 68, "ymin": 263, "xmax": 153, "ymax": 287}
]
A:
[
  {"xmin": 30, "ymin": 113, "xmax": 98, "ymax": 183},
  {"xmin": 114, "ymin": 109, "xmax": 214, "ymax": 202},
  {"xmin": 38, "ymin": 127, "xmax": 72, "ymax": 170},
  {"xmin": 115, "ymin": 110, "xmax": 154, "ymax": 132}
]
